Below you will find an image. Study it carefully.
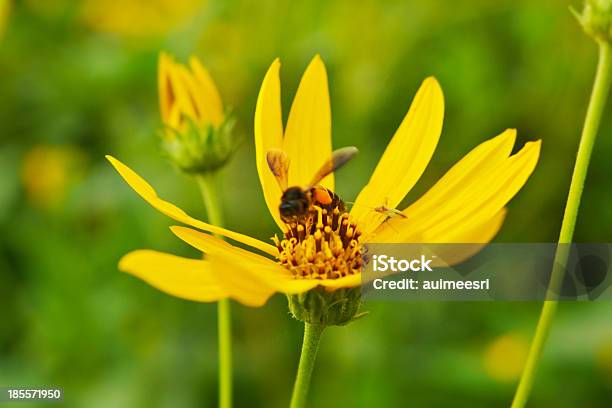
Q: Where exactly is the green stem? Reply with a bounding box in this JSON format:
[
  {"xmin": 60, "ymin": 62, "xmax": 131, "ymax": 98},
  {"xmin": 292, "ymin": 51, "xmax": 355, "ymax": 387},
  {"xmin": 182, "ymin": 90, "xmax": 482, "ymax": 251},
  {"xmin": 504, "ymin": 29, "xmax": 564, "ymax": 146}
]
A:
[
  {"xmin": 196, "ymin": 174, "xmax": 233, "ymax": 408},
  {"xmin": 290, "ymin": 323, "xmax": 325, "ymax": 408},
  {"xmin": 511, "ymin": 41, "xmax": 612, "ymax": 408}
]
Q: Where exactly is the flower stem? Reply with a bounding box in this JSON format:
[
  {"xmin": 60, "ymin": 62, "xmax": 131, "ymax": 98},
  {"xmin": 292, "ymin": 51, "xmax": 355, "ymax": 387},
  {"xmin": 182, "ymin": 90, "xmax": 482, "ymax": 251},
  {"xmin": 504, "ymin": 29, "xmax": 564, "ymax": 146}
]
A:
[
  {"xmin": 290, "ymin": 323, "xmax": 325, "ymax": 408},
  {"xmin": 196, "ymin": 173, "xmax": 233, "ymax": 408},
  {"xmin": 511, "ymin": 41, "xmax": 612, "ymax": 408}
]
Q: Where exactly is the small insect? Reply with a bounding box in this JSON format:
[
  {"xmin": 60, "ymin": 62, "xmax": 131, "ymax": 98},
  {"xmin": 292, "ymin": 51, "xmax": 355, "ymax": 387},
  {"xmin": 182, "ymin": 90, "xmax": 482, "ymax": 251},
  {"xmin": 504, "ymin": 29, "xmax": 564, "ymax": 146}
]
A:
[
  {"xmin": 374, "ymin": 201, "xmax": 407, "ymax": 232},
  {"xmin": 266, "ymin": 146, "xmax": 359, "ymax": 223},
  {"xmin": 347, "ymin": 198, "xmax": 406, "ymax": 232},
  {"xmin": 373, "ymin": 201, "xmax": 407, "ymax": 220}
]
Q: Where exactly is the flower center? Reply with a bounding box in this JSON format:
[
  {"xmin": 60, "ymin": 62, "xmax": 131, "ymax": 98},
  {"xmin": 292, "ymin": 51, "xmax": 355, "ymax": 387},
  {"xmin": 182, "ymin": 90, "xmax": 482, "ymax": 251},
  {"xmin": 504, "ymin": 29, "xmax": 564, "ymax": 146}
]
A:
[{"xmin": 273, "ymin": 202, "xmax": 363, "ymax": 279}]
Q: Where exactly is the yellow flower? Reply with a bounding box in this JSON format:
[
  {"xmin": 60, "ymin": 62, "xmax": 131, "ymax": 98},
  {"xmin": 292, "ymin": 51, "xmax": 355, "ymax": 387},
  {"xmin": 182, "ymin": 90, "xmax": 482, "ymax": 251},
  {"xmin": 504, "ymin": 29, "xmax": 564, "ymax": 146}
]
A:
[
  {"xmin": 107, "ymin": 56, "xmax": 541, "ymax": 309},
  {"xmin": 22, "ymin": 145, "xmax": 81, "ymax": 209},
  {"xmin": 596, "ymin": 339, "xmax": 612, "ymax": 383},
  {"xmin": 158, "ymin": 52, "xmax": 224, "ymax": 131},
  {"xmin": 79, "ymin": 0, "xmax": 203, "ymax": 38},
  {"xmin": 482, "ymin": 333, "xmax": 529, "ymax": 382},
  {"xmin": 158, "ymin": 53, "xmax": 236, "ymax": 174}
]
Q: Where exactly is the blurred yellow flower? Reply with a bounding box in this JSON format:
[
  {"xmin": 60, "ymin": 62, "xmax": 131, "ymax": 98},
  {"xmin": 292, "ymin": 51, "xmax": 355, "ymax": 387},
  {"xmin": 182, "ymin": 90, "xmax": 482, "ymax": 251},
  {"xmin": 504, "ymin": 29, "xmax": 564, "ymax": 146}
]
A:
[
  {"xmin": 596, "ymin": 339, "xmax": 612, "ymax": 382},
  {"xmin": 107, "ymin": 56, "xmax": 541, "ymax": 310},
  {"xmin": 80, "ymin": 0, "xmax": 203, "ymax": 37},
  {"xmin": 158, "ymin": 53, "xmax": 238, "ymax": 174},
  {"xmin": 483, "ymin": 333, "xmax": 529, "ymax": 382},
  {"xmin": 22, "ymin": 145, "xmax": 78, "ymax": 209},
  {"xmin": 158, "ymin": 52, "xmax": 224, "ymax": 132},
  {"xmin": 0, "ymin": 0, "xmax": 9, "ymax": 41}
]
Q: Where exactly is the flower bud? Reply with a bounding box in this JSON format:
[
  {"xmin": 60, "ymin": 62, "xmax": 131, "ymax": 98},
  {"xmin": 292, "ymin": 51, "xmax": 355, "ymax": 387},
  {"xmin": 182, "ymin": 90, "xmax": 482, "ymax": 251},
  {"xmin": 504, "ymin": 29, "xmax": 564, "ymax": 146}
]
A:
[
  {"xmin": 287, "ymin": 287, "xmax": 363, "ymax": 326},
  {"xmin": 573, "ymin": 0, "xmax": 612, "ymax": 44},
  {"xmin": 158, "ymin": 52, "xmax": 240, "ymax": 174}
]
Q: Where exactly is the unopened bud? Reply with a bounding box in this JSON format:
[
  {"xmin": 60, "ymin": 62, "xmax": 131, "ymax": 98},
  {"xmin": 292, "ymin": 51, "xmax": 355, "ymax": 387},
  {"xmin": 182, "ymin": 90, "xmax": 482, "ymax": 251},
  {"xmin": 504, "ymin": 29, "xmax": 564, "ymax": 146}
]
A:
[
  {"xmin": 573, "ymin": 0, "xmax": 612, "ymax": 44},
  {"xmin": 158, "ymin": 52, "xmax": 240, "ymax": 174}
]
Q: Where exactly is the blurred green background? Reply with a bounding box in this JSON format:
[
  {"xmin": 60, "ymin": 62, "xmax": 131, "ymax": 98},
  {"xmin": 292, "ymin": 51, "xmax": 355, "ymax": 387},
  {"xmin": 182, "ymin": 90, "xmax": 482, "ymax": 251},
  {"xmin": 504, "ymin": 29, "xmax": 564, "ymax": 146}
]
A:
[{"xmin": 1, "ymin": 0, "xmax": 612, "ymax": 406}]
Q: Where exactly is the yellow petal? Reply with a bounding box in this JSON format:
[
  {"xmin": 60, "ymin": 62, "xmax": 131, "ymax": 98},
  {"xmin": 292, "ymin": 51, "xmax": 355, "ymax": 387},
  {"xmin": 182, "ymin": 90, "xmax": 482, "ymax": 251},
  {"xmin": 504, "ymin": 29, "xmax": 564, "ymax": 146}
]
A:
[
  {"xmin": 227, "ymin": 264, "xmax": 319, "ymax": 295},
  {"xmin": 351, "ymin": 77, "xmax": 444, "ymax": 235},
  {"xmin": 169, "ymin": 63, "xmax": 198, "ymax": 122},
  {"xmin": 106, "ymin": 155, "xmax": 277, "ymax": 256},
  {"xmin": 170, "ymin": 226, "xmax": 279, "ymax": 269},
  {"xmin": 158, "ymin": 52, "xmax": 174, "ymax": 124},
  {"xmin": 432, "ymin": 208, "xmax": 507, "ymax": 243},
  {"xmin": 426, "ymin": 209, "xmax": 508, "ymax": 267},
  {"xmin": 171, "ymin": 226, "xmax": 318, "ymax": 294},
  {"xmin": 373, "ymin": 135, "xmax": 540, "ymax": 243},
  {"xmin": 215, "ymin": 254, "xmax": 319, "ymax": 297},
  {"xmin": 266, "ymin": 277, "xmax": 320, "ymax": 294},
  {"xmin": 189, "ymin": 56, "xmax": 224, "ymax": 127},
  {"xmin": 400, "ymin": 129, "xmax": 517, "ymax": 221},
  {"xmin": 373, "ymin": 129, "xmax": 516, "ymax": 242},
  {"xmin": 121, "ymin": 250, "xmax": 274, "ymax": 307},
  {"xmin": 159, "ymin": 56, "xmax": 198, "ymax": 127},
  {"xmin": 119, "ymin": 250, "xmax": 226, "ymax": 302},
  {"xmin": 421, "ymin": 140, "xmax": 540, "ymax": 239},
  {"xmin": 167, "ymin": 103, "xmax": 182, "ymax": 129},
  {"xmin": 282, "ymin": 55, "xmax": 334, "ymax": 190},
  {"xmin": 364, "ymin": 211, "xmax": 506, "ymax": 270},
  {"xmin": 176, "ymin": 64, "xmax": 206, "ymax": 123},
  {"xmin": 254, "ymin": 59, "xmax": 285, "ymax": 229},
  {"xmin": 205, "ymin": 253, "xmax": 280, "ymax": 306},
  {"xmin": 318, "ymin": 273, "xmax": 362, "ymax": 289}
]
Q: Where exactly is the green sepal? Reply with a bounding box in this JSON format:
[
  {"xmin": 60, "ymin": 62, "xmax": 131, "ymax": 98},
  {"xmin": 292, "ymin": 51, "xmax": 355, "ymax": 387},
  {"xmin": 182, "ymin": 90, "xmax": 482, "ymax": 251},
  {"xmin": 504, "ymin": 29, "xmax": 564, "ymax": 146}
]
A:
[
  {"xmin": 160, "ymin": 110, "xmax": 242, "ymax": 174},
  {"xmin": 287, "ymin": 286, "xmax": 363, "ymax": 326},
  {"xmin": 574, "ymin": 0, "xmax": 612, "ymax": 44}
]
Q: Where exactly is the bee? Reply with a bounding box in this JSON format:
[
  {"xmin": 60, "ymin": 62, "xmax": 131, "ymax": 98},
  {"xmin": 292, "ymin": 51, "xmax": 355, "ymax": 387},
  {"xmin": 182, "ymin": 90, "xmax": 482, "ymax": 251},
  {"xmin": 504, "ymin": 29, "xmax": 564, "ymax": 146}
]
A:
[{"xmin": 266, "ymin": 146, "xmax": 358, "ymax": 224}]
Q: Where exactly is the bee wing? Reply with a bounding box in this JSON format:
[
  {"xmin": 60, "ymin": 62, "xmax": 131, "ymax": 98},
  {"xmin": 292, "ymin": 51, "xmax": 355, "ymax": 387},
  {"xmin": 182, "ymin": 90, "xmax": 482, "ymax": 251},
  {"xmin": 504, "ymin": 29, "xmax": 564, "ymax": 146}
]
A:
[
  {"xmin": 266, "ymin": 149, "xmax": 290, "ymax": 191},
  {"xmin": 308, "ymin": 146, "xmax": 358, "ymax": 187}
]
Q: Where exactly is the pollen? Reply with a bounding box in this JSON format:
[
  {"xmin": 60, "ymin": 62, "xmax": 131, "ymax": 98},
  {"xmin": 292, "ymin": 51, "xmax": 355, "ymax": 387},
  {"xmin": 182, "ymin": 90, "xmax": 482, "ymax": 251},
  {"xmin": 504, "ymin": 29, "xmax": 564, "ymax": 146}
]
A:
[{"xmin": 273, "ymin": 205, "xmax": 363, "ymax": 279}]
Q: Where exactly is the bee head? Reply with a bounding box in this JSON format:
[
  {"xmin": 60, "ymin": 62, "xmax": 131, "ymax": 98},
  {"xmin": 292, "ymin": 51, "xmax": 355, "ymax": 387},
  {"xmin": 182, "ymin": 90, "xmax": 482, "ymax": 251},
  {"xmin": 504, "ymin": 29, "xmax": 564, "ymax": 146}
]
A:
[{"xmin": 279, "ymin": 187, "xmax": 310, "ymax": 220}]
